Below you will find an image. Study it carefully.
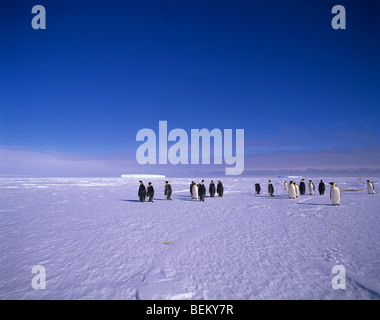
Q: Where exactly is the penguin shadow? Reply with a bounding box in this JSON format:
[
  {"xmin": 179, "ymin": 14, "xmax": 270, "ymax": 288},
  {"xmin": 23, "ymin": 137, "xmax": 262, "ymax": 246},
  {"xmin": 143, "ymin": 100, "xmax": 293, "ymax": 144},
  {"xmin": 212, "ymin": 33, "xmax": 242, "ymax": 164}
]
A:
[
  {"xmin": 297, "ymin": 202, "xmax": 333, "ymax": 207},
  {"xmin": 176, "ymin": 195, "xmax": 202, "ymax": 202},
  {"xmin": 253, "ymin": 194, "xmax": 289, "ymax": 200},
  {"xmin": 120, "ymin": 198, "xmax": 166, "ymax": 203}
]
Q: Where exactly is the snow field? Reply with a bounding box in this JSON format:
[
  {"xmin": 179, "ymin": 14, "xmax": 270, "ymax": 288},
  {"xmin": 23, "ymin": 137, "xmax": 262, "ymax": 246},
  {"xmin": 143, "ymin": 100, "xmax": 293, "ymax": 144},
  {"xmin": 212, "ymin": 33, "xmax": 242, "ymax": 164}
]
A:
[{"xmin": 0, "ymin": 177, "xmax": 379, "ymax": 299}]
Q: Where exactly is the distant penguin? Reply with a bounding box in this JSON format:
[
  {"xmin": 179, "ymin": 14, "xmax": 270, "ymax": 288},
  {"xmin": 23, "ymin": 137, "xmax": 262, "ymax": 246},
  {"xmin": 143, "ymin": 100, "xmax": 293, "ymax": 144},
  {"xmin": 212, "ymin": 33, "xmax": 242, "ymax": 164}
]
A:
[
  {"xmin": 295, "ymin": 183, "xmax": 300, "ymax": 198},
  {"xmin": 255, "ymin": 183, "xmax": 261, "ymax": 195},
  {"xmin": 164, "ymin": 181, "xmax": 172, "ymax": 200},
  {"xmin": 192, "ymin": 183, "xmax": 199, "ymax": 199},
  {"xmin": 288, "ymin": 181, "xmax": 296, "ymax": 199},
  {"xmin": 299, "ymin": 179, "xmax": 306, "ymax": 195},
  {"xmin": 318, "ymin": 180, "xmax": 325, "ymax": 195},
  {"xmin": 190, "ymin": 181, "xmax": 195, "ymax": 197},
  {"xmin": 147, "ymin": 182, "xmax": 154, "ymax": 202},
  {"xmin": 217, "ymin": 181, "xmax": 224, "ymax": 197},
  {"xmin": 209, "ymin": 181, "xmax": 216, "ymax": 197},
  {"xmin": 284, "ymin": 181, "xmax": 288, "ymax": 190},
  {"xmin": 138, "ymin": 181, "xmax": 146, "ymax": 202},
  {"xmin": 199, "ymin": 182, "xmax": 206, "ymax": 202},
  {"xmin": 367, "ymin": 180, "xmax": 375, "ymax": 194},
  {"xmin": 329, "ymin": 182, "xmax": 341, "ymax": 206},
  {"xmin": 308, "ymin": 180, "xmax": 315, "ymax": 195},
  {"xmin": 268, "ymin": 180, "xmax": 274, "ymax": 197}
]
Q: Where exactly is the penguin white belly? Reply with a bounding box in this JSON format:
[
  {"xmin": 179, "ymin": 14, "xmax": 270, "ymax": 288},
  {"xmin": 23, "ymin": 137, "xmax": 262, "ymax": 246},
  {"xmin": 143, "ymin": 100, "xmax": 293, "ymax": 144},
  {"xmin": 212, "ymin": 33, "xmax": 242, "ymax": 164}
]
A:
[
  {"xmin": 192, "ymin": 185, "xmax": 199, "ymax": 199},
  {"xmin": 295, "ymin": 185, "xmax": 300, "ymax": 197},
  {"xmin": 367, "ymin": 182, "xmax": 375, "ymax": 194},
  {"xmin": 284, "ymin": 182, "xmax": 288, "ymax": 190},
  {"xmin": 330, "ymin": 186, "xmax": 341, "ymax": 205},
  {"xmin": 288, "ymin": 184, "xmax": 296, "ymax": 198}
]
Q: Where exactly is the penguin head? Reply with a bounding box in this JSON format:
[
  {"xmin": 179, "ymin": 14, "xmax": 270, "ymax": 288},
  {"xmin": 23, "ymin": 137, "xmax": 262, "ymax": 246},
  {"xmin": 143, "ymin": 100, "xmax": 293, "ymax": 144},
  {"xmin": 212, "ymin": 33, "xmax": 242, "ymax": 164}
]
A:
[
  {"xmin": 329, "ymin": 182, "xmax": 335, "ymax": 186},
  {"xmin": 139, "ymin": 181, "xmax": 143, "ymax": 184}
]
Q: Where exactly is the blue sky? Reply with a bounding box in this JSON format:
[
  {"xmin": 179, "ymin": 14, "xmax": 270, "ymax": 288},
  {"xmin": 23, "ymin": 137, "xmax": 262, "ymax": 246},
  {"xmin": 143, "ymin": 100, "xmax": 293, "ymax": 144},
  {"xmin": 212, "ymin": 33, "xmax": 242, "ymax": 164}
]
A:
[{"xmin": 0, "ymin": 0, "xmax": 379, "ymax": 176}]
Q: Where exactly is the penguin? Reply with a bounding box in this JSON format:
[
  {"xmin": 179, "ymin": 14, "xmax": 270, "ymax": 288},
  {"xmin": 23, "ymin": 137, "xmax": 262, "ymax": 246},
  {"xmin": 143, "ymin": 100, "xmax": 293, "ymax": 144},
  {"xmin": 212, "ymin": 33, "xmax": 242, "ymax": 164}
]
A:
[
  {"xmin": 329, "ymin": 182, "xmax": 341, "ymax": 206},
  {"xmin": 147, "ymin": 182, "xmax": 154, "ymax": 202},
  {"xmin": 138, "ymin": 181, "xmax": 146, "ymax": 202},
  {"xmin": 284, "ymin": 181, "xmax": 288, "ymax": 190},
  {"xmin": 217, "ymin": 181, "xmax": 224, "ymax": 197},
  {"xmin": 295, "ymin": 182, "xmax": 300, "ymax": 198},
  {"xmin": 198, "ymin": 182, "xmax": 206, "ymax": 202},
  {"xmin": 288, "ymin": 181, "xmax": 296, "ymax": 199},
  {"xmin": 255, "ymin": 183, "xmax": 261, "ymax": 195},
  {"xmin": 164, "ymin": 181, "xmax": 172, "ymax": 200},
  {"xmin": 190, "ymin": 181, "xmax": 195, "ymax": 197},
  {"xmin": 268, "ymin": 180, "xmax": 274, "ymax": 197},
  {"xmin": 367, "ymin": 180, "xmax": 375, "ymax": 194},
  {"xmin": 192, "ymin": 183, "xmax": 199, "ymax": 199},
  {"xmin": 209, "ymin": 180, "xmax": 216, "ymax": 197},
  {"xmin": 299, "ymin": 179, "xmax": 306, "ymax": 195},
  {"xmin": 308, "ymin": 180, "xmax": 315, "ymax": 195},
  {"xmin": 318, "ymin": 180, "xmax": 325, "ymax": 195}
]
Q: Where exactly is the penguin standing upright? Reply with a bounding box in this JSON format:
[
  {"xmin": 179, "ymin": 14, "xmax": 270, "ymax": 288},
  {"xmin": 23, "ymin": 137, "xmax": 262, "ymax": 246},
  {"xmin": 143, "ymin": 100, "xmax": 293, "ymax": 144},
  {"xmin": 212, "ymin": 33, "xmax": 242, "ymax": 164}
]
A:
[
  {"xmin": 367, "ymin": 180, "xmax": 375, "ymax": 195},
  {"xmin": 190, "ymin": 181, "xmax": 195, "ymax": 197},
  {"xmin": 192, "ymin": 183, "xmax": 199, "ymax": 199},
  {"xmin": 255, "ymin": 183, "xmax": 261, "ymax": 195},
  {"xmin": 138, "ymin": 181, "xmax": 146, "ymax": 202},
  {"xmin": 308, "ymin": 180, "xmax": 315, "ymax": 195},
  {"xmin": 284, "ymin": 181, "xmax": 288, "ymax": 190},
  {"xmin": 318, "ymin": 180, "xmax": 325, "ymax": 195},
  {"xmin": 209, "ymin": 180, "xmax": 216, "ymax": 197},
  {"xmin": 268, "ymin": 180, "xmax": 274, "ymax": 197},
  {"xmin": 147, "ymin": 182, "xmax": 154, "ymax": 202},
  {"xmin": 217, "ymin": 181, "xmax": 224, "ymax": 197},
  {"xmin": 288, "ymin": 181, "xmax": 296, "ymax": 199},
  {"xmin": 329, "ymin": 182, "xmax": 341, "ymax": 206},
  {"xmin": 164, "ymin": 181, "xmax": 172, "ymax": 200},
  {"xmin": 299, "ymin": 179, "xmax": 306, "ymax": 195},
  {"xmin": 295, "ymin": 183, "xmax": 300, "ymax": 198},
  {"xmin": 199, "ymin": 181, "xmax": 206, "ymax": 202}
]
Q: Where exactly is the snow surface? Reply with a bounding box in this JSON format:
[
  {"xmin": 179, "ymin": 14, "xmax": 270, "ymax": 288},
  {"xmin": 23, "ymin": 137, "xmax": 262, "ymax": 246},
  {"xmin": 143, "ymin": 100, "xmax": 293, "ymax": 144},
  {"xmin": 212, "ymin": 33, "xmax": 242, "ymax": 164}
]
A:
[{"xmin": 0, "ymin": 177, "xmax": 379, "ymax": 300}]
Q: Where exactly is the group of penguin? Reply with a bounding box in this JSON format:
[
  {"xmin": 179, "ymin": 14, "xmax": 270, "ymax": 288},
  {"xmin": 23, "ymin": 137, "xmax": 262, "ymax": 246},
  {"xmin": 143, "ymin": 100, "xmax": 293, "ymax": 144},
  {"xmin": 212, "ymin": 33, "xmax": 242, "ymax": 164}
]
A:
[
  {"xmin": 255, "ymin": 179, "xmax": 376, "ymax": 206},
  {"xmin": 190, "ymin": 180, "xmax": 224, "ymax": 201},
  {"xmin": 138, "ymin": 179, "xmax": 375, "ymax": 205},
  {"xmin": 137, "ymin": 180, "xmax": 224, "ymax": 203}
]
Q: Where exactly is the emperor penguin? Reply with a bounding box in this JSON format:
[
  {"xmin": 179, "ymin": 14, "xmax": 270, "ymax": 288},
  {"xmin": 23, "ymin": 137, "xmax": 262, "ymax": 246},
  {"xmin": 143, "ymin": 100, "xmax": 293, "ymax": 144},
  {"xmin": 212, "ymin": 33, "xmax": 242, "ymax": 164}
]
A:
[
  {"xmin": 367, "ymin": 180, "xmax": 375, "ymax": 195},
  {"xmin": 318, "ymin": 180, "xmax": 325, "ymax": 195},
  {"xmin": 295, "ymin": 183, "xmax": 300, "ymax": 198},
  {"xmin": 268, "ymin": 180, "xmax": 274, "ymax": 197},
  {"xmin": 308, "ymin": 180, "xmax": 315, "ymax": 195},
  {"xmin": 284, "ymin": 181, "xmax": 288, "ymax": 190},
  {"xmin": 329, "ymin": 182, "xmax": 341, "ymax": 206},
  {"xmin": 192, "ymin": 183, "xmax": 199, "ymax": 200},
  {"xmin": 255, "ymin": 183, "xmax": 261, "ymax": 195},
  {"xmin": 299, "ymin": 179, "xmax": 306, "ymax": 195},
  {"xmin": 198, "ymin": 182, "xmax": 206, "ymax": 202},
  {"xmin": 288, "ymin": 181, "xmax": 296, "ymax": 199}
]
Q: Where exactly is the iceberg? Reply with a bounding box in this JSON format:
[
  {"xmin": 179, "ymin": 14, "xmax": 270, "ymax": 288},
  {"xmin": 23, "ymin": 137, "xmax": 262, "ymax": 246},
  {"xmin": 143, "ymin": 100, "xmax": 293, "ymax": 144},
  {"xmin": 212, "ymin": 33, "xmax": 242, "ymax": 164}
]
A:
[{"xmin": 121, "ymin": 174, "xmax": 166, "ymax": 179}]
